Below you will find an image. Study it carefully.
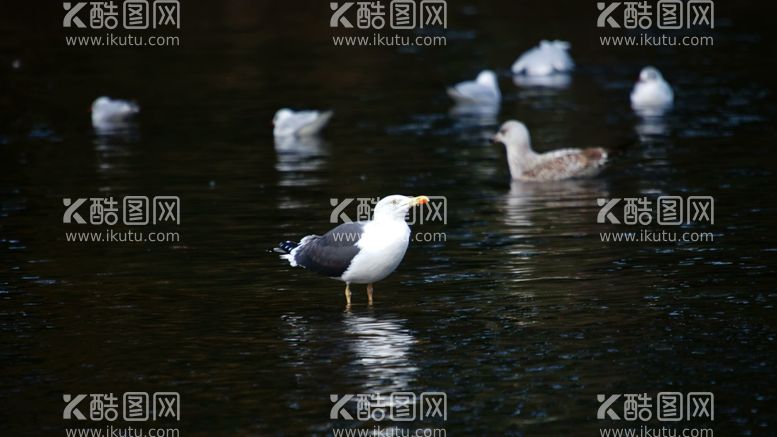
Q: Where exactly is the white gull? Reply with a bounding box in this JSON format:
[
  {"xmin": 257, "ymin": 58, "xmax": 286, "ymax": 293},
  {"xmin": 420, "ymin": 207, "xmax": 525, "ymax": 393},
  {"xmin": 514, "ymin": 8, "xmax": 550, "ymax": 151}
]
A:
[
  {"xmin": 275, "ymin": 195, "xmax": 429, "ymax": 305},
  {"xmin": 91, "ymin": 96, "xmax": 139, "ymax": 127},
  {"xmin": 273, "ymin": 108, "xmax": 333, "ymax": 137},
  {"xmin": 447, "ymin": 70, "xmax": 501, "ymax": 105},
  {"xmin": 631, "ymin": 66, "xmax": 674, "ymax": 111},
  {"xmin": 512, "ymin": 40, "xmax": 574, "ymax": 77}
]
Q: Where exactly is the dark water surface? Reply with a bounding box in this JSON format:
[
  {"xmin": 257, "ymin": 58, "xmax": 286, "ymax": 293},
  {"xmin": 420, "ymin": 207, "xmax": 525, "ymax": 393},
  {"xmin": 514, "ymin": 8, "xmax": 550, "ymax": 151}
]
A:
[{"xmin": 2, "ymin": 1, "xmax": 776, "ymax": 435}]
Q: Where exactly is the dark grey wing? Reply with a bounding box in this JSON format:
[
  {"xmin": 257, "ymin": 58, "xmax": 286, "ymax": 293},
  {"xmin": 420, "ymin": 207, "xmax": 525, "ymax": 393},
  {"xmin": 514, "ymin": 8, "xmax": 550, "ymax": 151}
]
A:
[{"xmin": 293, "ymin": 222, "xmax": 365, "ymax": 277}]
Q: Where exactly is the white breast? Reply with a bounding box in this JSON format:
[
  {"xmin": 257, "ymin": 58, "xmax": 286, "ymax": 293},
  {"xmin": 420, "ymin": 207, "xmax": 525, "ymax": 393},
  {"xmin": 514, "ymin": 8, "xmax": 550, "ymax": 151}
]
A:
[
  {"xmin": 631, "ymin": 80, "xmax": 674, "ymax": 107},
  {"xmin": 340, "ymin": 220, "xmax": 410, "ymax": 284}
]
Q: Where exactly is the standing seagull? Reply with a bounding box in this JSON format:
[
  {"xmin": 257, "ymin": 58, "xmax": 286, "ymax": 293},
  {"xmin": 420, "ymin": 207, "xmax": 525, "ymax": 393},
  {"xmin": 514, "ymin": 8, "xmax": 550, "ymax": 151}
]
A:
[
  {"xmin": 447, "ymin": 70, "xmax": 501, "ymax": 105},
  {"xmin": 91, "ymin": 96, "xmax": 139, "ymax": 127},
  {"xmin": 630, "ymin": 66, "xmax": 674, "ymax": 109},
  {"xmin": 276, "ymin": 195, "xmax": 429, "ymax": 305},
  {"xmin": 493, "ymin": 120, "xmax": 608, "ymax": 182},
  {"xmin": 273, "ymin": 108, "xmax": 333, "ymax": 137},
  {"xmin": 511, "ymin": 40, "xmax": 574, "ymax": 77}
]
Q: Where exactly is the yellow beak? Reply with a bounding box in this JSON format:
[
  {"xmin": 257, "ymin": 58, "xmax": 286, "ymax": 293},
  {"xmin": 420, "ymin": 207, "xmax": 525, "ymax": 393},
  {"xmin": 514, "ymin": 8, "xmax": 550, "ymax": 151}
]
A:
[{"xmin": 410, "ymin": 195, "xmax": 430, "ymax": 206}]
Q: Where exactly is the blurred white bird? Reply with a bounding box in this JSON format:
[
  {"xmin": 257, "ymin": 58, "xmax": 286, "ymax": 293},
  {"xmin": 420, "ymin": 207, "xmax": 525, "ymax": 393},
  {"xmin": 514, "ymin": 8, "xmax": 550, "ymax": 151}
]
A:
[
  {"xmin": 91, "ymin": 96, "xmax": 139, "ymax": 127},
  {"xmin": 447, "ymin": 70, "xmax": 501, "ymax": 104},
  {"xmin": 273, "ymin": 108, "xmax": 333, "ymax": 137},
  {"xmin": 630, "ymin": 66, "xmax": 674, "ymax": 110},
  {"xmin": 511, "ymin": 40, "xmax": 574, "ymax": 76},
  {"xmin": 512, "ymin": 73, "xmax": 571, "ymax": 89},
  {"xmin": 493, "ymin": 120, "xmax": 608, "ymax": 182}
]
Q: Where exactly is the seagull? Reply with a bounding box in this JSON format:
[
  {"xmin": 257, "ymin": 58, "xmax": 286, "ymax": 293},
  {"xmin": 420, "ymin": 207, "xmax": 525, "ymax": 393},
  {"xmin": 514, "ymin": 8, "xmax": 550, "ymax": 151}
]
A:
[
  {"xmin": 512, "ymin": 73, "xmax": 571, "ymax": 89},
  {"xmin": 91, "ymin": 96, "xmax": 139, "ymax": 127},
  {"xmin": 493, "ymin": 120, "xmax": 608, "ymax": 182},
  {"xmin": 630, "ymin": 66, "xmax": 674, "ymax": 110},
  {"xmin": 447, "ymin": 70, "xmax": 501, "ymax": 105},
  {"xmin": 511, "ymin": 40, "xmax": 574, "ymax": 76},
  {"xmin": 275, "ymin": 195, "xmax": 429, "ymax": 305},
  {"xmin": 273, "ymin": 108, "xmax": 333, "ymax": 137}
]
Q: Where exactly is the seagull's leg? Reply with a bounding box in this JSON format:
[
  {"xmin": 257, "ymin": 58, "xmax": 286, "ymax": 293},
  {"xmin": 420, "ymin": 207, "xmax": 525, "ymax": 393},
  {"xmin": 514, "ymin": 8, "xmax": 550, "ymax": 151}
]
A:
[
  {"xmin": 367, "ymin": 283, "xmax": 374, "ymax": 305},
  {"xmin": 344, "ymin": 283, "xmax": 352, "ymax": 306}
]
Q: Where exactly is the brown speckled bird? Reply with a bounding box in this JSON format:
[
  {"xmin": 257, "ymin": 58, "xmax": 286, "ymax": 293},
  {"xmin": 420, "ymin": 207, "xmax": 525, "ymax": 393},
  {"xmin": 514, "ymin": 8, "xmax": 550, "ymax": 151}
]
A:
[{"xmin": 493, "ymin": 120, "xmax": 608, "ymax": 182}]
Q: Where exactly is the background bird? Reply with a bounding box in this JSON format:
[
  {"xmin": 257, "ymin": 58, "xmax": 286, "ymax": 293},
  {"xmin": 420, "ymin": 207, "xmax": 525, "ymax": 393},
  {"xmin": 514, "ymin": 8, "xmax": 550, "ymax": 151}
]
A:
[
  {"xmin": 447, "ymin": 70, "xmax": 501, "ymax": 105},
  {"xmin": 275, "ymin": 195, "xmax": 429, "ymax": 305},
  {"xmin": 273, "ymin": 108, "xmax": 333, "ymax": 137},
  {"xmin": 91, "ymin": 96, "xmax": 139, "ymax": 127},
  {"xmin": 493, "ymin": 120, "xmax": 608, "ymax": 182},
  {"xmin": 511, "ymin": 40, "xmax": 574, "ymax": 76},
  {"xmin": 631, "ymin": 66, "xmax": 674, "ymax": 110}
]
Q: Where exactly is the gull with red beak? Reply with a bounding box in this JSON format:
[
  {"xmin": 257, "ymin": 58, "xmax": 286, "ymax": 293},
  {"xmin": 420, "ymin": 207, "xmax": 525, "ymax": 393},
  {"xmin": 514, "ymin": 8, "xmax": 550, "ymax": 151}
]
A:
[{"xmin": 276, "ymin": 195, "xmax": 430, "ymax": 305}]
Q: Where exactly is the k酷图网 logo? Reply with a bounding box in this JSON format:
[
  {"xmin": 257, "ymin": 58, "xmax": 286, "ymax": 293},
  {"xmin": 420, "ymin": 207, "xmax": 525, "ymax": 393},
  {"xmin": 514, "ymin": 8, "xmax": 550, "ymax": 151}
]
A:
[
  {"xmin": 330, "ymin": 391, "xmax": 446, "ymax": 421},
  {"xmin": 61, "ymin": 196, "xmax": 182, "ymax": 244},
  {"xmin": 63, "ymin": 392, "xmax": 180, "ymax": 422},
  {"xmin": 596, "ymin": 196, "xmax": 713, "ymax": 226},
  {"xmin": 62, "ymin": 0, "xmax": 182, "ymax": 47},
  {"xmin": 597, "ymin": 392, "xmax": 713, "ymax": 422},
  {"xmin": 329, "ymin": 1, "xmax": 449, "ymax": 47},
  {"xmin": 597, "ymin": 0, "xmax": 713, "ymax": 30},
  {"xmin": 63, "ymin": 196, "xmax": 180, "ymax": 226},
  {"xmin": 63, "ymin": 0, "xmax": 180, "ymax": 30},
  {"xmin": 330, "ymin": 0, "xmax": 446, "ymax": 30},
  {"xmin": 596, "ymin": 1, "xmax": 714, "ymax": 47},
  {"xmin": 329, "ymin": 196, "xmax": 447, "ymax": 225}
]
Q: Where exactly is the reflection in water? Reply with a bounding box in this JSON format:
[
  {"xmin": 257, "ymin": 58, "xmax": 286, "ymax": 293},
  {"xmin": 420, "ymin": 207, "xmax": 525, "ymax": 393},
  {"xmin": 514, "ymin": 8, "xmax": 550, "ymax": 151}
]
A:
[
  {"xmin": 512, "ymin": 73, "xmax": 571, "ymax": 89},
  {"xmin": 449, "ymin": 102, "xmax": 499, "ymax": 142},
  {"xmin": 28, "ymin": 124, "xmax": 60, "ymax": 140},
  {"xmin": 273, "ymin": 135, "xmax": 328, "ymax": 187},
  {"xmin": 500, "ymin": 180, "xmax": 611, "ymax": 295},
  {"xmin": 280, "ymin": 313, "xmax": 315, "ymax": 386},
  {"xmin": 343, "ymin": 311, "xmax": 417, "ymax": 393},
  {"xmin": 502, "ymin": 179, "xmax": 610, "ymax": 229},
  {"xmin": 449, "ymin": 102, "xmax": 499, "ymax": 122},
  {"xmin": 633, "ymin": 104, "xmax": 671, "ymax": 141},
  {"xmin": 632, "ymin": 104, "xmax": 671, "ymax": 119},
  {"xmin": 634, "ymin": 114, "xmax": 670, "ymax": 139},
  {"xmin": 93, "ymin": 122, "xmax": 140, "ymax": 174}
]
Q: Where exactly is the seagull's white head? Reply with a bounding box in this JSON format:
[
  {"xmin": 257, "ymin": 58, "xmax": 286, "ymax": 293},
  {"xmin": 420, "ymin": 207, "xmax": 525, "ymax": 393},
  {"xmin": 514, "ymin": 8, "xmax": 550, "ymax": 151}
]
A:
[
  {"xmin": 373, "ymin": 195, "xmax": 430, "ymax": 221},
  {"xmin": 273, "ymin": 108, "xmax": 294, "ymax": 125},
  {"xmin": 493, "ymin": 120, "xmax": 532, "ymax": 153},
  {"xmin": 638, "ymin": 66, "xmax": 664, "ymax": 83},
  {"xmin": 476, "ymin": 70, "xmax": 498, "ymax": 89}
]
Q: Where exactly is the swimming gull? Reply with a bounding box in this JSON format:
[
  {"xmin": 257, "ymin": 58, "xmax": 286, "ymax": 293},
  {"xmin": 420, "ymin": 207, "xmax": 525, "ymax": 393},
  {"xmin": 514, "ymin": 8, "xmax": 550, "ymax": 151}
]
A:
[
  {"xmin": 447, "ymin": 70, "xmax": 501, "ymax": 105},
  {"xmin": 493, "ymin": 120, "xmax": 608, "ymax": 182},
  {"xmin": 511, "ymin": 40, "xmax": 574, "ymax": 76},
  {"xmin": 630, "ymin": 66, "xmax": 674, "ymax": 110},
  {"xmin": 273, "ymin": 108, "xmax": 333, "ymax": 137},
  {"xmin": 91, "ymin": 96, "xmax": 139, "ymax": 127}
]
